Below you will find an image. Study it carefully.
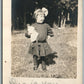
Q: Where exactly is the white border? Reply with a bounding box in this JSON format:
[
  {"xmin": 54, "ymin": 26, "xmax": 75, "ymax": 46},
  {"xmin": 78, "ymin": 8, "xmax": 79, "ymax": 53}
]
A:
[{"xmin": 3, "ymin": 0, "xmax": 82, "ymax": 84}]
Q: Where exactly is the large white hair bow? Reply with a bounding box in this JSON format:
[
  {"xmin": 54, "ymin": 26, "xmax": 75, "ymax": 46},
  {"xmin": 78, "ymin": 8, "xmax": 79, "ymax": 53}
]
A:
[{"xmin": 42, "ymin": 7, "xmax": 48, "ymax": 16}]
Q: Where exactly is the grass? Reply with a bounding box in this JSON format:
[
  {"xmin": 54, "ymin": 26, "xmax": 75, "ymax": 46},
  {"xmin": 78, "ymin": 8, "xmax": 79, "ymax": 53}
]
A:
[{"xmin": 11, "ymin": 27, "xmax": 77, "ymax": 78}]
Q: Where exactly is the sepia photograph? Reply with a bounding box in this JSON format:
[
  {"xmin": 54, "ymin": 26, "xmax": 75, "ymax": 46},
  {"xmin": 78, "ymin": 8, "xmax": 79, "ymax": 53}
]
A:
[{"xmin": 11, "ymin": 0, "xmax": 78, "ymax": 78}]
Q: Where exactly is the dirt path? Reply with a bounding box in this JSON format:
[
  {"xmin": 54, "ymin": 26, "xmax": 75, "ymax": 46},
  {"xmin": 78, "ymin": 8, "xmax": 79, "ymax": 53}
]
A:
[{"xmin": 11, "ymin": 27, "xmax": 77, "ymax": 78}]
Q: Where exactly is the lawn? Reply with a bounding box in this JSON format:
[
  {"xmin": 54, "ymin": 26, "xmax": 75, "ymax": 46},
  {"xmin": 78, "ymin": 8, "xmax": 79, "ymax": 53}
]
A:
[{"xmin": 11, "ymin": 27, "xmax": 77, "ymax": 78}]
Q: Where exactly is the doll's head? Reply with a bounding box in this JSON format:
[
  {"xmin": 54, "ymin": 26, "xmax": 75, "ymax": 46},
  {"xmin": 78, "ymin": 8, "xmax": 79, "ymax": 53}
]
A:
[{"xmin": 34, "ymin": 7, "xmax": 48, "ymax": 23}]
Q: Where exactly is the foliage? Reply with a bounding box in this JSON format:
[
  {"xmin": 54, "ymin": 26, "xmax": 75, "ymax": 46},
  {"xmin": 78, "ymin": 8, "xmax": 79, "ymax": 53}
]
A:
[{"xmin": 12, "ymin": 0, "xmax": 78, "ymax": 29}]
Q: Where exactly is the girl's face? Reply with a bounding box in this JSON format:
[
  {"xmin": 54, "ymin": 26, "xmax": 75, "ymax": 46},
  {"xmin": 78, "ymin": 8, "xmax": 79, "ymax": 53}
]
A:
[{"xmin": 36, "ymin": 12, "xmax": 45, "ymax": 23}]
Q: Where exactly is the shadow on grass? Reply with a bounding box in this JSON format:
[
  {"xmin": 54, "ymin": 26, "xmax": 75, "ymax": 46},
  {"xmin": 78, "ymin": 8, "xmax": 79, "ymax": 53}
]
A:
[{"xmin": 38, "ymin": 52, "xmax": 58, "ymax": 66}]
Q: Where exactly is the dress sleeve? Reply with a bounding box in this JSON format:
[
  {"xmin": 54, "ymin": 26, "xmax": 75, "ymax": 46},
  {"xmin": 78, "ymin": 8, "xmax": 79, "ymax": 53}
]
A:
[
  {"xmin": 47, "ymin": 24, "xmax": 54, "ymax": 37},
  {"xmin": 25, "ymin": 24, "xmax": 31, "ymax": 38}
]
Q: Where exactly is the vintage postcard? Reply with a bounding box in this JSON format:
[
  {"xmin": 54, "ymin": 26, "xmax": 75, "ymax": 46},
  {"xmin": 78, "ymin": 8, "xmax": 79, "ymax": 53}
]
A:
[{"xmin": 3, "ymin": 0, "xmax": 82, "ymax": 84}]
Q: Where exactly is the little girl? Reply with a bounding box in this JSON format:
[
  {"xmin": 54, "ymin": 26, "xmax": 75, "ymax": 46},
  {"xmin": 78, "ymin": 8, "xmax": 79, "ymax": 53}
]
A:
[{"xmin": 26, "ymin": 7, "xmax": 54, "ymax": 71}]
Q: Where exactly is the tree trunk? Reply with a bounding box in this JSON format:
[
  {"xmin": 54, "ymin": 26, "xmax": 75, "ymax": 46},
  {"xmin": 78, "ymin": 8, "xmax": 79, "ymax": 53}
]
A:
[{"xmin": 24, "ymin": 5, "xmax": 26, "ymax": 29}]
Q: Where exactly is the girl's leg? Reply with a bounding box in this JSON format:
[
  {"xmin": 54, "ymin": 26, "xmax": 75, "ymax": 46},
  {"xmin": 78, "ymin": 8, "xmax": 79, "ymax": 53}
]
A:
[
  {"xmin": 33, "ymin": 55, "xmax": 38, "ymax": 70},
  {"xmin": 41, "ymin": 57, "xmax": 47, "ymax": 71}
]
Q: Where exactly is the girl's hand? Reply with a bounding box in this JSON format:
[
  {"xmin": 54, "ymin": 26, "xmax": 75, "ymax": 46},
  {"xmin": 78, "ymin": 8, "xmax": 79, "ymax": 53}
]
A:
[
  {"xmin": 25, "ymin": 33, "xmax": 31, "ymax": 38},
  {"xmin": 48, "ymin": 36, "xmax": 51, "ymax": 39}
]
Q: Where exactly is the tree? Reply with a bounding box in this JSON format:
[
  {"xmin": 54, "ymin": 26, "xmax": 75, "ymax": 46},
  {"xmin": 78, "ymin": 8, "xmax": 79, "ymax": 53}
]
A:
[{"xmin": 12, "ymin": 0, "xmax": 78, "ymax": 30}]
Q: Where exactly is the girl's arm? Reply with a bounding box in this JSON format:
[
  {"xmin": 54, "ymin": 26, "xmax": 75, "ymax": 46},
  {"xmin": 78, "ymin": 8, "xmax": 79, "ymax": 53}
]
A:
[{"xmin": 47, "ymin": 25, "xmax": 54, "ymax": 37}]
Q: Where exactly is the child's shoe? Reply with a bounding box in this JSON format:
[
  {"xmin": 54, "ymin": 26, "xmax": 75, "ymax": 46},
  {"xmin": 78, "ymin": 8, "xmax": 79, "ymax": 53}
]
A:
[
  {"xmin": 33, "ymin": 67, "xmax": 38, "ymax": 70},
  {"xmin": 42, "ymin": 68, "xmax": 47, "ymax": 72},
  {"xmin": 33, "ymin": 65, "xmax": 38, "ymax": 70}
]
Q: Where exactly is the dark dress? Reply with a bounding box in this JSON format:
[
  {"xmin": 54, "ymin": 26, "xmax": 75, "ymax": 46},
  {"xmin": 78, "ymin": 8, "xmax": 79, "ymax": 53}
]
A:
[{"xmin": 28, "ymin": 23, "xmax": 54, "ymax": 57}]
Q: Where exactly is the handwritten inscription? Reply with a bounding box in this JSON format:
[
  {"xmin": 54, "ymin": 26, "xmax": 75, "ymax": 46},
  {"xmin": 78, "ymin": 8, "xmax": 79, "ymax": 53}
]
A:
[{"xmin": 9, "ymin": 78, "xmax": 58, "ymax": 84}]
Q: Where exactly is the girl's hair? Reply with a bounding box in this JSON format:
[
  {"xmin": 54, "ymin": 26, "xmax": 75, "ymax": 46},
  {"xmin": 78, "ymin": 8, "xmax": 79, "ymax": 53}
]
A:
[
  {"xmin": 33, "ymin": 9, "xmax": 44, "ymax": 19},
  {"xmin": 33, "ymin": 7, "xmax": 48, "ymax": 19}
]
